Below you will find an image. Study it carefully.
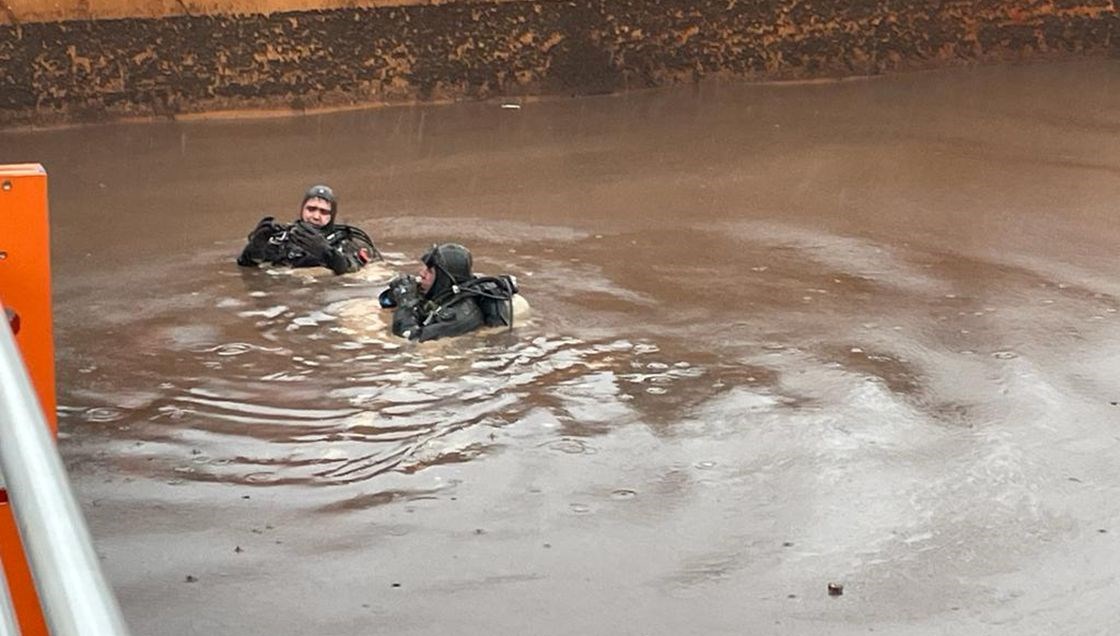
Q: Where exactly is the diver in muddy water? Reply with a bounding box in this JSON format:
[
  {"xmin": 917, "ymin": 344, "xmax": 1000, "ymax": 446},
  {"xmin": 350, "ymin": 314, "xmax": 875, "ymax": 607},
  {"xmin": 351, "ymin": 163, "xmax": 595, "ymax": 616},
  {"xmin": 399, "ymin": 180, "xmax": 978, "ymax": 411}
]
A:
[
  {"xmin": 378, "ymin": 243, "xmax": 521, "ymax": 342},
  {"xmin": 236, "ymin": 184, "xmax": 381, "ymax": 275}
]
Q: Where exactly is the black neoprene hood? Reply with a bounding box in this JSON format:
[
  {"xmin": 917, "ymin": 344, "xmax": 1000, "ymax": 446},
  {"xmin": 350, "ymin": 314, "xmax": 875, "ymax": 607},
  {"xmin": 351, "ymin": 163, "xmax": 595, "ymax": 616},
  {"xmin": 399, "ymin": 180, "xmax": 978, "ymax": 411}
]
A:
[{"xmin": 423, "ymin": 243, "xmax": 473, "ymax": 283}]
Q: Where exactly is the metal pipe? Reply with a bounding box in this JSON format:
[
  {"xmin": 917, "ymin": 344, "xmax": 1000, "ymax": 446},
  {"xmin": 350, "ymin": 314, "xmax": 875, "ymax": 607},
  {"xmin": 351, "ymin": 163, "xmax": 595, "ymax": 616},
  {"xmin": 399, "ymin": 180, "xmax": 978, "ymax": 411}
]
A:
[
  {"xmin": 0, "ymin": 558, "xmax": 20, "ymax": 636},
  {"xmin": 0, "ymin": 321, "xmax": 129, "ymax": 636}
]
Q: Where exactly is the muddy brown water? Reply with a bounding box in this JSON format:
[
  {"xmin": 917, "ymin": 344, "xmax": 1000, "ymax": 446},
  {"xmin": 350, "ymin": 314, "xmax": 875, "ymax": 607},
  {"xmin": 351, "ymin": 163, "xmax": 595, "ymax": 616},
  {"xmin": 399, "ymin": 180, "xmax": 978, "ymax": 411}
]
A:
[{"xmin": 4, "ymin": 59, "xmax": 1120, "ymax": 634}]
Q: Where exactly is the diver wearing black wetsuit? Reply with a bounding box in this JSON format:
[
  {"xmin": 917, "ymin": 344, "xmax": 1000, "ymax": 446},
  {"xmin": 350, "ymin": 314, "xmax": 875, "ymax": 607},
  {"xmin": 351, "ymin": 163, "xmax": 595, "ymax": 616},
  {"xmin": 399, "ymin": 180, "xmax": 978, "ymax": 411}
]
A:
[
  {"xmin": 237, "ymin": 184, "xmax": 380, "ymax": 275},
  {"xmin": 379, "ymin": 243, "xmax": 518, "ymax": 342}
]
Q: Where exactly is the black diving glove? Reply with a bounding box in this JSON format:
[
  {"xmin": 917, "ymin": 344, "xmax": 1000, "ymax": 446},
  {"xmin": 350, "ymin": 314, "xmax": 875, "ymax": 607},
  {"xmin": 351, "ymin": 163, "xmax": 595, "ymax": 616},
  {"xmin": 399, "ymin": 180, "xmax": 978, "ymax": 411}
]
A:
[
  {"xmin": 379, "ymin": 275, "xmax": 421, "ymax": 309},
  {"xmin": 288, "ymin": 221, "xmax": 332, "ymax": 259},
  {"xmin": 249, "ymin": 217, "xmax": 283, "ymax": 241},
  {"xmin": 238, "ymin": 217, "xmax": 284, "ymax": 265}
]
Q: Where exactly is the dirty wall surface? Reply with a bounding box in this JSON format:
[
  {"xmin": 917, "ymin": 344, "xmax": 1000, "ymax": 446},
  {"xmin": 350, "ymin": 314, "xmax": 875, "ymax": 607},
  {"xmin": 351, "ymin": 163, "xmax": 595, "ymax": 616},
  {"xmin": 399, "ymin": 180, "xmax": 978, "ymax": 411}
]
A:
[
  {"xmin": 2, "ymin": 58, "xmax": 1119, "ymax": 635},
  {"xmin": 4, "ymin": 1, "xmax": 410, "ymax": 23},
  {"xmin": 0, "ymin": 0, "xmax": 1116, "ymax": 126}
]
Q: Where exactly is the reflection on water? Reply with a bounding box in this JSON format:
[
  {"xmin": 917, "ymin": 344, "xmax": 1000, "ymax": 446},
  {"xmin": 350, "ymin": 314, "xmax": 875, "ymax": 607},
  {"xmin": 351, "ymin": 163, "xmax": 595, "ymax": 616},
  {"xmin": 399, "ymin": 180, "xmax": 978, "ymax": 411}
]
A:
[
  {"xmin": 17, "ymin": 59, "xmax": 1120, "ymax": 634},
  {"xmin": 58, "ymin": 209, "xmax": 1120, "ymax": 519},
  {"xmin": 59, "ymin": 249, "xmax": 726, "ymax": 494}
]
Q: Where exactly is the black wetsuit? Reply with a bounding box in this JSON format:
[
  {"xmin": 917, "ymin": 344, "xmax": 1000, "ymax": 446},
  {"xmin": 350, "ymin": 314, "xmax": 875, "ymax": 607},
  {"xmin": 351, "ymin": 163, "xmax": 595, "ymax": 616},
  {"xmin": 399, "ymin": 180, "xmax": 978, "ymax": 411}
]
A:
[
  {"xmin": 385, "ymin": 275, "xmax": 517, "ymax": 342},
  {"xmin": 236, "ymin": 217, "xmax": 379, "ymax": 275},
  {"xmin": 392, "ymin": 292, "xmax": 486, "ymax": 342}
]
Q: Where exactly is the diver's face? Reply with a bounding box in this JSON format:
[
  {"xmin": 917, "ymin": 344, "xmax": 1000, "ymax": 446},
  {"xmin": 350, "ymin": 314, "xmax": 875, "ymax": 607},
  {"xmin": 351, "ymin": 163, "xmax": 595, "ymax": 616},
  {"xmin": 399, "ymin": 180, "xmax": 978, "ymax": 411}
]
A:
[
  {"xmin": 300, "ymin": 197, "xmax": 333, "ymax": 227},
  {"xmin": 418, "ymin": 263, "xmax": 436, "ymax": 293}
]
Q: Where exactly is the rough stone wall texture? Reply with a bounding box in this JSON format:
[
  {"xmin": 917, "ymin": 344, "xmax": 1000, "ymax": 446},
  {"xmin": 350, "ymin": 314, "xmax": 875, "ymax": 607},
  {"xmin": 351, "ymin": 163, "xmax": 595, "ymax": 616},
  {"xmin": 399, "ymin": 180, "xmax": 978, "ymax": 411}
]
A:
[
  {"xmin": 0, "ymin": 0, "xmax": 1116, "ymax": 126},
  {"xmin": 0, "ymin": 1, "xmax": 420, "ymax": 23}
]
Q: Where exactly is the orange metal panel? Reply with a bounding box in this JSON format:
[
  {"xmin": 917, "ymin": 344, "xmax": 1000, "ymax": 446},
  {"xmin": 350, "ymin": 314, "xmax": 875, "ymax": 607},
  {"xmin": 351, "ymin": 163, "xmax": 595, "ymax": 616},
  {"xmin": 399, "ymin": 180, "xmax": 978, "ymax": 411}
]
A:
[
  {"xmin": 0, "ymin": 510, "xmax": 48, "ymax": 635},
  {"xmin": 0, "ymin": 163, "xmax": 55, "ymax": 636},
  {"xmin": 0, "ymin": 164, "xmax": 55, "ymax": 430}
]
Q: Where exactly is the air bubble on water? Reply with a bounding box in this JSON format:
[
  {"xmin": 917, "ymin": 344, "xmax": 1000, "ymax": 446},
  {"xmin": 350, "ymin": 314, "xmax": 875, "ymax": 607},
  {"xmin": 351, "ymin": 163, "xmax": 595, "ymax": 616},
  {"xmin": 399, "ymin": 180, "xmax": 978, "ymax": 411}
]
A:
[
  {"xmin": 83, "ymin": 407, "xmax": 124, "ymax": 423},
  {"xmin": 210, "ymin": 343, "xmax": 254, "ymax": 356},
  {"xmin": 548, "ymin": 439, "xmax": 591, "ymax": 455}
]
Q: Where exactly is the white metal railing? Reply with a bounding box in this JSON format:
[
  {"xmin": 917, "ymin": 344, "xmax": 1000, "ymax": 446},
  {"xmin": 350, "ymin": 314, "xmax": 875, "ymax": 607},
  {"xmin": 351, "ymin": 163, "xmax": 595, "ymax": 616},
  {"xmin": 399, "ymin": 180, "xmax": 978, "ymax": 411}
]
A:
[{"xmin": 0, "ymin": 319, "xmax": 130, "ymax": 635}]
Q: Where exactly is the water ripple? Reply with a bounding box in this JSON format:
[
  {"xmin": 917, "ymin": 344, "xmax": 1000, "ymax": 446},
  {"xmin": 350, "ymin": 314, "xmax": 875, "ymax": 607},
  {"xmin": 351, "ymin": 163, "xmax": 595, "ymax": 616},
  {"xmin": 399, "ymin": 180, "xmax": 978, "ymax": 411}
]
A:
[{"xmin": 71, "ymin": 332, "xmax": 715, "ymax": 489}]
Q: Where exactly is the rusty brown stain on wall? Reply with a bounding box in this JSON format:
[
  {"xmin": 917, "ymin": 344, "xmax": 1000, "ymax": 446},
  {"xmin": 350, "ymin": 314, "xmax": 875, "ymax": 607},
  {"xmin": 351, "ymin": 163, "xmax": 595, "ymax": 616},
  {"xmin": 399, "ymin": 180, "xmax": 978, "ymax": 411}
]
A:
[
  {"xmin": 0, "ymin": 0, "xmax": 504, "ymax": 24},
  {"xmin": 0, "ymin": 0, "xmax": 1116, "ymax": 126}
]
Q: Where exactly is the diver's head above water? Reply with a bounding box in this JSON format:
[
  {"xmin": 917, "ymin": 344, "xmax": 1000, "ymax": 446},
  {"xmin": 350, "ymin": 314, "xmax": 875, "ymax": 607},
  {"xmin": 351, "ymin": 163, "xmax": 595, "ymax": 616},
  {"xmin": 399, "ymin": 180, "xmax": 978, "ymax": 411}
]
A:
[
  {"xmin": 299, "ymin": 184, "xmax": 337, "ymax": 229},
  {"xmin": 419, "ymin": 243, "xmax": 473, "ymax": 297}
]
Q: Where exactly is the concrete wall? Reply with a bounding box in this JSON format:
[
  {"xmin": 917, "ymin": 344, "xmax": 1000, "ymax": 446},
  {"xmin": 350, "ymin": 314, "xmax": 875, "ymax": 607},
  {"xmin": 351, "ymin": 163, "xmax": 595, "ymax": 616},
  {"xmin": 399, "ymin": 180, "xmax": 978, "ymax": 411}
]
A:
[
  {"xmin": 0, "ymin": 1, "xmax": 413, "ymax": 23},
  {"xmin": 1, "ymin": 1, "xmax": 1116, "ymax": 126}
]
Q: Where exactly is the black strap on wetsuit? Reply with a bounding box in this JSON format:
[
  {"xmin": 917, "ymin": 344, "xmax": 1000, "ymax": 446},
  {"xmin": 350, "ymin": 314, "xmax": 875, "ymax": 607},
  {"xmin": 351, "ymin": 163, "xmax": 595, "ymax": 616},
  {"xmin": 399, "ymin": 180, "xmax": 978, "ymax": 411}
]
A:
[{"xmin": 424, "ymin": 275, "xmax": 517, "ymax": 331}]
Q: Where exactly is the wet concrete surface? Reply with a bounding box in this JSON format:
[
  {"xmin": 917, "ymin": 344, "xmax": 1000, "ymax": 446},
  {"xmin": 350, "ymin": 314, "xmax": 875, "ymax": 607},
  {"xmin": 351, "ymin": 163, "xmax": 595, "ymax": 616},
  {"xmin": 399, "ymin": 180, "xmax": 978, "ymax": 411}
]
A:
[{"xmin": 4, "ymin": 59, "xmax": 1120, "ymax": 634}]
